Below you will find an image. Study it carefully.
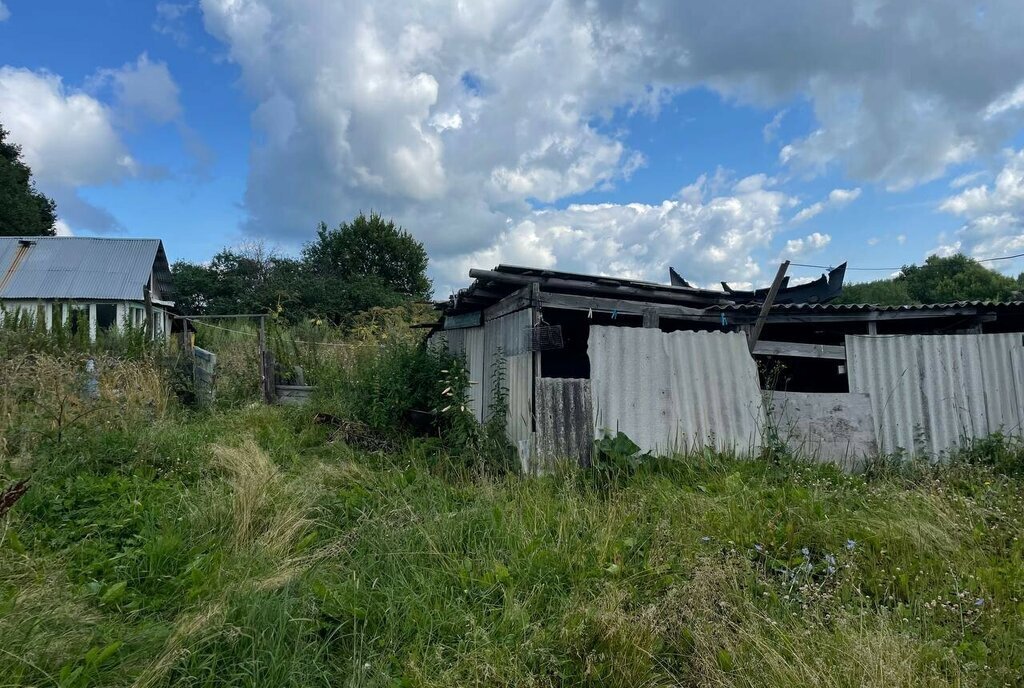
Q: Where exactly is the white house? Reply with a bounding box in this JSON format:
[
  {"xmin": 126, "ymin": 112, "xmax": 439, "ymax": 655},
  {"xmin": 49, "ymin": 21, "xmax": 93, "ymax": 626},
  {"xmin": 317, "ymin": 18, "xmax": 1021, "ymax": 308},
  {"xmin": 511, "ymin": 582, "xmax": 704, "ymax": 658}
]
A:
[{"xmin": 0, "ymin": 236, "xmax": 175, "ymax": 341}]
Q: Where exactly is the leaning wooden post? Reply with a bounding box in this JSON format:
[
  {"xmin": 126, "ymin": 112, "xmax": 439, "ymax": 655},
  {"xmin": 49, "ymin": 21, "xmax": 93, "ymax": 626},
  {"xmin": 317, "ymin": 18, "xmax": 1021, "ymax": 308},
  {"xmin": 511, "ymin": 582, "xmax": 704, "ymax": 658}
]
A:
[{"xmin": 748, "ymin": 260, "xmax": 790, "ymax": 353}]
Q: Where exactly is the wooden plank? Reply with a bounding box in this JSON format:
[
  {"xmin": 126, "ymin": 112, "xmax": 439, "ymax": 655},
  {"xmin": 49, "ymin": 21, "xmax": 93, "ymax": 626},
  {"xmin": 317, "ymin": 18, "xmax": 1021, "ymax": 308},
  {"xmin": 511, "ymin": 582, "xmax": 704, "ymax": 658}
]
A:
[
  {"xmin": 753, "ymin": 340, "xmax": 846, "ymax": 360},
  {"xmin": 642, "ymin": 307, "xmax": 660, "ymax": 328},
  {"xmin": 748, "ymin": 261, "xmax": 789, "ymax": 352},
  {"xmin": 443, "ymin": 310, "xmax": 482, "ymax": 329},
  {"xmin": 483, "ymin": 286, "xmax": 532, "ymax": 321},
  {"xmin": 468, "ymin": 268, "xmax": 731, "ymax": 306},
  {"xmin": 536, "ymin": 291, "xmax": 708, "ymax": 319}
]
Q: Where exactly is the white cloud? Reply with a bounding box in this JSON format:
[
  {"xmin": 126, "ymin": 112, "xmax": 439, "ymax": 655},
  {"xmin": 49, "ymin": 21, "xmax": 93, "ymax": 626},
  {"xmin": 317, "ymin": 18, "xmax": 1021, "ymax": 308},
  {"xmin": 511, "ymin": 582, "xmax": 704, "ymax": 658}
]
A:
[
  {"xmin": 792, "ymin": 187, "xmax": 861, "ymax": 223},
  {"xmin": 0, "ymin": 2, "xmax": 9, "ymax": 21},
  {"xmin": 763, "ymin": 109, "xmax": 786, "ymax": 143},
  {"xmin": 193, "ymin": 0, "xmax": 1024, "ymax": 284},
  {"xmin": 154, "ymin": 2, "xmax": 195, "ymax": 46},
  {"xmin": 0, "ymin": 67, "xmax": 136, "ymax": 189},
  {"xmin": 433, "ymin": 173, "xmax": 795, "ymax": 291},
  {"xmin": 781, "ymin": 232, "xmax": 831, "ymax": 259},
  {"xmin": 949, "ymin": 171, "xmax": 987, "ymax": 189},
  {"xmin": 985, "ymin": 81, "xmax": 1024, "ymax": 119},
  {"xmin": 91, "ymin": 53, "xmax": 182, "ymax": 126},
  {"xmin": 938, "ymin": 148, "xmax": 1024, "ymax": 259},
  {"xmin": 867, "ymin": 237, "xmax": 880, "ymax": 246},
  {"xmin": 0, "ymin": 59, "xmax": 187, "ymax": 233}
]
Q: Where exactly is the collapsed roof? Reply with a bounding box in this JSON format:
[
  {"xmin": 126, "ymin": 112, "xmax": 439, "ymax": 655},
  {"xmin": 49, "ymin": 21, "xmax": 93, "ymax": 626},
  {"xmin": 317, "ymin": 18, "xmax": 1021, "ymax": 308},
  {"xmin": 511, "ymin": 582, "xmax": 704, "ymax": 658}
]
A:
[{"xmin": 447, "ymin": 263, "xmax": 847, "ymax": 315}]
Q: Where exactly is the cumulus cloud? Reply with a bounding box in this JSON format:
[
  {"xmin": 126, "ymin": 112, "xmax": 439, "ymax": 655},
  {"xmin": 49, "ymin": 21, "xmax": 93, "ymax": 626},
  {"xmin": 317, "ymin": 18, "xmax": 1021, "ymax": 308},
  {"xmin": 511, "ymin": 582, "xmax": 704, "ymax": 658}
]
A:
[
  {"xmin": 792, "ymin": 187, "xmax": 861, "ymax": 223},
  {"xmin": 0, "ymin": 67, "xmax": 136, "ymax": 188},
  {"xmin": 0, "ymin": 59, "xmax": 188, "ymax": 233},
  {"xmin": 432, "ymin": 173, "xmax": 795, "ymax": 292},
  {"xmin": 192, "ymin": 0, "xmax": 1024, "ymax": 285},
  {"xmin": 91, "ymin": 53, "xmax": 182, "ymax": 126},
  {"xmin": 781, "ymin": 232, "xmax": 831, "ymax": 260},
  {"xmin": 938, "ymin": 148, "xmax": 1024, "ymax": 259}
]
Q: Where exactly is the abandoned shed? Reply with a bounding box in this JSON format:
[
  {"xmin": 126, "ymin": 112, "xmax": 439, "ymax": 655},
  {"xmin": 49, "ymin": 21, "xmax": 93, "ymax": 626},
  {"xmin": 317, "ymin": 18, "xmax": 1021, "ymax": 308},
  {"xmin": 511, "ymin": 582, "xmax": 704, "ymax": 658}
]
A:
[
  {"xmin": 0, "ymin": 236, "xmax": 175, "ymax": 341},
  {"xmin": 431, "ymin": 264, "xmax": 1024, "ymax": 470}
]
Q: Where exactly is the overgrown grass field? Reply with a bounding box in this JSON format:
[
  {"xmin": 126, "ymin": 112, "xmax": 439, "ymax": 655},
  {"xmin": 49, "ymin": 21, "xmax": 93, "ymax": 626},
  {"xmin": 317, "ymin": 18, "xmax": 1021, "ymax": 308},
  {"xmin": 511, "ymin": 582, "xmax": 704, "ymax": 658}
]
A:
[{"xmin": 1, "ymin": 318, "xmax": 1023, "ymax": 687}]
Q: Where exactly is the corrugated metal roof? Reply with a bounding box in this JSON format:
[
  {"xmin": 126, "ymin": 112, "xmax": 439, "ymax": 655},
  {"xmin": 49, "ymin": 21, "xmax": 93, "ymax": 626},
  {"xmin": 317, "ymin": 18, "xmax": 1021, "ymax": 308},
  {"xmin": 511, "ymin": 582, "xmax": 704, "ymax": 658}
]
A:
[
  {"xmin": 0, "ymin": 237, "xmax": 171, "ymax": 301},
  {"xmin": 589, "ymin": 327, "xmax": 764, "ymax": 455},
  {"xmin": 846, "ymin": 333, "xmax": 1024, "ymax": 458},
  {"xmin": 711, "ymin": 300, "xmax": 1024, "ymax": 313}
]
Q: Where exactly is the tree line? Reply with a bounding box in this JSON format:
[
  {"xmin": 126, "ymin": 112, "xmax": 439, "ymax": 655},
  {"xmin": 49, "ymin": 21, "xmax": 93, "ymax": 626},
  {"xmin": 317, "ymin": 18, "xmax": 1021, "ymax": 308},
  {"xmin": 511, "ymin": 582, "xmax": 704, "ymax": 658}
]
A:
[
  {"xmin": 835, "ymin": 254, "xmax": 1024, "ymax": 305},
  {"xmin": 171, "ymin": 213, "xmax": 432, "ymax": 325},
  {"xmin": 3, "ymin": 116, "xmax": 1024, "ymax": 317}
]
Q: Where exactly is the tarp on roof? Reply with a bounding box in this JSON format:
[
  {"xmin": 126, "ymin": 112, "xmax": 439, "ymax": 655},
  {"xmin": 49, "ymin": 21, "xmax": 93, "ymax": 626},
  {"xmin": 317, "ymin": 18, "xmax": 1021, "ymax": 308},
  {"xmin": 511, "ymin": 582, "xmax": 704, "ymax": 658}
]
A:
[{"xmin": 0, "ymin": 237, "xmax": 171, "ymax": 301}]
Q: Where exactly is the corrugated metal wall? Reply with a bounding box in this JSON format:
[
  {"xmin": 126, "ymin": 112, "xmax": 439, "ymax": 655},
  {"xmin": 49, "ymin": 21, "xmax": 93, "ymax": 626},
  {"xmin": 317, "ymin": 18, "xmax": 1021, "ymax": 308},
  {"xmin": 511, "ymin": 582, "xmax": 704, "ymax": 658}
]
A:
[
  {"xmin": 482, "ymin": 308, "xmax": 534, "ymax": 455},
  {"xmin": 441, "ymin": 327, "xmax": 486, "ymax": 421},
  {"xmin": 428, "ymin": 328, "xmax": 487, "ymax": 421},
  {"xmin": 846, "ymin": 333, "xmax": 1024, "ymax": 457},
  {"xmin": 589, "ymin": 326, "xmax": 764, "ymax": 455},
  {"xmin": 536, "ymin": 378, "xmax": 593, "ymax": 468}
]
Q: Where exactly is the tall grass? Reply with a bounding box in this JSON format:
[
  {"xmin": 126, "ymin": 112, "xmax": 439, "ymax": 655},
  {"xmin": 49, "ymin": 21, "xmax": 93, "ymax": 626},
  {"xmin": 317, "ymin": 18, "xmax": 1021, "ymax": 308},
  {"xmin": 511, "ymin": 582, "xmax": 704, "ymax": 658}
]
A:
[
  {"xmin": 2, "ymin": 399, "xmax": 1022, "ymax": 686},
  {"xmin": 3, "ymin": 312, "xmax": 1023, "ymax": 686}
]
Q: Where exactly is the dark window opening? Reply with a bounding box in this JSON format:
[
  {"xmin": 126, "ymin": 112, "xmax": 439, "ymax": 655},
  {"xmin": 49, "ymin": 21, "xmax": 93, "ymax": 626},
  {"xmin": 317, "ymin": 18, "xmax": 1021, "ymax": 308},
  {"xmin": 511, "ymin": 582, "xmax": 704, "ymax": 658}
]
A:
[
  {"xmin": 755, "ymin": 354, "xmax": 849, "ymax": 393},
  {"xmin": 96, "ymin": 304, "xmax": 117, "ymax": 330},
  {"xmin": 68, "ymin": 307, "xmax": 87, "ymax": 335},
  {"xmin": 538, "ymin": 307, "xmax": 642, "ymax": 379}
]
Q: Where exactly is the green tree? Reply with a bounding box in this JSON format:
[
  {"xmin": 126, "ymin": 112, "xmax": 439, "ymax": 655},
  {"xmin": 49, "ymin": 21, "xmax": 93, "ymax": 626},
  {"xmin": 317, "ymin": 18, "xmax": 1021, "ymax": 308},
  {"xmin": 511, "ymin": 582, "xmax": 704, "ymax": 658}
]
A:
[
  {"xmin": 172, "ymin": 243, "xmax": 304, "ymax": 317},
  {"xmin": 836, "ymin": 254, "xmax": 1022, "ymax": 305},
  {"xmin": 172, "ymin": 213, "xmax": 432, "ymax": 324},
  {"xmin": 0, "ymin": 124, "xmax": 57, "ymax": 236},
  {"xmin": 301, "ymin": 212, "xmax": 432, "ymax": 323},
  {"xmin": 303, "ymin": 212, "xmax": 431, "ymax": 300}
]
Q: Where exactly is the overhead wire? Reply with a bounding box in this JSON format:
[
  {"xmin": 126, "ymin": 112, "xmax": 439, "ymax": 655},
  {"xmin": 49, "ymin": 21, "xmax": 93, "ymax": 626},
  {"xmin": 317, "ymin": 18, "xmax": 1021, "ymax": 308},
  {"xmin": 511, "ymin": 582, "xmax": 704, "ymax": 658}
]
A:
[
  {"xmin": 185, "ymin": 317, "xmax": 378, "ymax": 349},
  {"xmin": 789, "ymin": 250, "xmax": 1024, "ymax": 273}
]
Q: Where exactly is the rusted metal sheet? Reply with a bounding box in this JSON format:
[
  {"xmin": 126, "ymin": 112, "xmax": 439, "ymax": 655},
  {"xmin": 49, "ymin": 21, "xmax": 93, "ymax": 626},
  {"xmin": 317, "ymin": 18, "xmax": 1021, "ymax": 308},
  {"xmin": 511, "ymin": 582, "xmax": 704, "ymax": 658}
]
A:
[
  {"xmin": 589, "ymin": 326, "xmax": 764, "ymax": 456},
  {"xmin": 846, "ymin": 333, "xmax": 1024, "ymax": 458},
  {"xmin": 482, "ymin": 308, "xmax": 534, "ymax": 458},
  {"xmin": 769, "ymin": 392, "xmax": 877, "ymax": 471},
  {"xmin": 536, "ymin": 378, "xmax": 593, "ymax": 468}
]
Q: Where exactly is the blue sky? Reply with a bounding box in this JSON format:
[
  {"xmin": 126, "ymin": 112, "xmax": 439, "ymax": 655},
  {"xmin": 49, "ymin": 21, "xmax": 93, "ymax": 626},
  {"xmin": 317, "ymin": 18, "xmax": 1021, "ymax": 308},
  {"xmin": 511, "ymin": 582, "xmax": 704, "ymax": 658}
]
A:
[{"xmin": 2, "ymin": 1, "xmax": 1024, "ymax": 293}]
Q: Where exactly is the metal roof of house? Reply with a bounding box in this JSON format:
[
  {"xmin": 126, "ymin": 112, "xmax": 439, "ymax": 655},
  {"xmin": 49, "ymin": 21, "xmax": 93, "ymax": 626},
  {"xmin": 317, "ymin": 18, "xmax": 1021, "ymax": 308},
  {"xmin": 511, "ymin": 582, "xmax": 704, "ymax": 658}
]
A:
[{"xmin": 0, "ymin": 237, "xmax": 172, "ymax": 301}]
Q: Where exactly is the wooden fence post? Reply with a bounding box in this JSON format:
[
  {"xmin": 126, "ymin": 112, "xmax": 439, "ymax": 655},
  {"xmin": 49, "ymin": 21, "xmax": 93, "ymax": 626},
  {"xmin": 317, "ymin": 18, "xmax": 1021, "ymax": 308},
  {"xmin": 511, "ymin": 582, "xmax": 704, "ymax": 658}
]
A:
[{"xmin": 258, "ymin": 315, "xmax": 275, "ymax": 403}]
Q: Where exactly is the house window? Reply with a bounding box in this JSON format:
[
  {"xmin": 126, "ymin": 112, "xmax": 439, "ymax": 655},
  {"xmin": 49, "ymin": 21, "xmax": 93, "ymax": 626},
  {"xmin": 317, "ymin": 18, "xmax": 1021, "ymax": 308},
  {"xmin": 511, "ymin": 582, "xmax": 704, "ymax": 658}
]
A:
[
  {"xmin": 95, "ymin": 303, "xmax": 117, "ymax": 330},
  {"xmin": 68, "ymin": 305, "xmax": 88, "ymax": 335}
]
